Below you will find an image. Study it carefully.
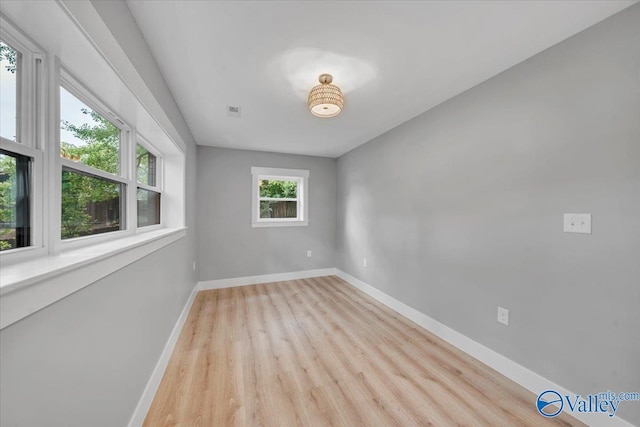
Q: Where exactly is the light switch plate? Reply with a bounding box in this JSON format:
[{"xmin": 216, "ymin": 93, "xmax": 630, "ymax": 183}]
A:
[{"xmin": 564, "ymin": 213, "xmax": 591, "ymax": 234}]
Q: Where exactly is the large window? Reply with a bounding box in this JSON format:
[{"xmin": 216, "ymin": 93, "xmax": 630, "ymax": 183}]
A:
[
  {"xmin": 251, "ymin": 167, "xmax": 309, "ymax": 227},
  {"xmin": 0, "ymin": 14, "xmax": 181, "ymax": 264},
  {"xmin": 59, "ymin": 82, "xmax": 125, "ymax": 240},
  {"xmin": 0, "ymin": 5, "xmax": 187, "ymax": 329},
  {"xmin": 1, "ymin": 40, "xmax": 24, "ymax": 251},
  {"xmin": 0, "ymin": 32, "xmax": 41, "ymax": 254}
]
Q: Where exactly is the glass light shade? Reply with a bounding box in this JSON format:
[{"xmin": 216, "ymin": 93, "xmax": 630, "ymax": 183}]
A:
[{"xmin": 308, "ymin": 74, "xmax": 344, "ymax": 118}]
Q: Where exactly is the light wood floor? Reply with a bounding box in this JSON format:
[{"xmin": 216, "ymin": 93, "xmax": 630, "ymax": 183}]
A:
[{"xmin": 144, "ymin": 275, "xmax": 583, "ymax": 426}]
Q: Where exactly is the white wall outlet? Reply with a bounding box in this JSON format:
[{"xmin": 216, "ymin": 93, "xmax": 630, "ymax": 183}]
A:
[
  {"xmin": 563, "ymin": 213, "xmax": 591, "ymax": 234},
  {"xmin": 363, "ymin": 258, "xmax": 368, "ymax": 267},
  {"xmin": 192, "ymin": 261, "xmax": 197, "ymax": 271},
  {"xmin": 307, "ymin": 250, "xmax": 312, "ymax": 258},
  {"xmin": 497, "ymin": 307, "xmax": 509, "ymax": 326}
]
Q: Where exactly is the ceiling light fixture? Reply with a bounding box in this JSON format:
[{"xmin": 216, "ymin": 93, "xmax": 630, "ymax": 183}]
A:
[{"xmin": 308, "ymin": 74, "xmax": 344, "ymax": 118}]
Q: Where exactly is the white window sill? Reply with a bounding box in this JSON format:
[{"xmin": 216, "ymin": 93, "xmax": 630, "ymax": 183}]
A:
[
  {"xmin": 251, "ymin": 220, "xmax": 309, "ymax": 228},
  {"xmin": 0, "ymin": 227, "xmax": 187, "ymax": 329}
]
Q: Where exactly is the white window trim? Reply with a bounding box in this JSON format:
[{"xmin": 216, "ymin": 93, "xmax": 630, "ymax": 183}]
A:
[
  {"xmin": 0, "ymin": 16, "xmax": 42, "ymax": 151},
  {"xmin": 0, "ymin": 17, "xmax": 46, "ymax": 263},
  {"xmin": 135, "ymin": 135, "xmax": 163, "ymax": 230},
  {"xmin": 136, "ymin": 135, "xmax": 163, "ymax": 191},
  {"xmin": 0, "ymin": 138, "xmax": 45, "ymax": 262},
  {"xmin": 58, "ymin": 70, "xmax": 134, "ymax": 251},
  {"xmin": 251, "ymin": 167, "xmax": 309, "ymax": 228},
  {"xmin": 0, "ymin": 13, "xmax": 188, "ymax": 330},
  {"xmin": 59, "ymin": 69, "xmax": 131, "ymax": 181}
]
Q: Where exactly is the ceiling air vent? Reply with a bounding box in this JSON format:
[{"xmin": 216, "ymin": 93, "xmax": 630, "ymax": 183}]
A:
[{"xmin": 227, "ymin": 105, "xmax": 241, "ymax": 118}]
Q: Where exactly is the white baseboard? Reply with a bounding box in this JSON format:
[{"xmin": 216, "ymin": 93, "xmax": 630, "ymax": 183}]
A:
[
  {"xmin": 334, "ymin": 269, "xmax": 635, "ymax": 427},
  {"xmin": 127, "ymin": 282, "xmax": 199, "ymax": 427},
  {"xmin": 197, "ymin": 268, "xmax": 337, "ymax": 290}
]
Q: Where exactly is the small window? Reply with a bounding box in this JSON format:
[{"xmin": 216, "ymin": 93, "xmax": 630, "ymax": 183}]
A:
[
  {"xmin": 259, "ymin": 178, "xmax": 299, "ymax": 219},
  {"xmin": 0, "ymin": 150, "xmax": 31, "ymax": 251},
  {"xmin": 251, "ymin": 167, "xmax": 309, "ymax": 227},
  {"xmin": 136, "ymin": 142, "xmax": 161, "ymax": 227},
  {"xmin": 0, "ymin": 40, "xmax": 20, "ymax": 142}
]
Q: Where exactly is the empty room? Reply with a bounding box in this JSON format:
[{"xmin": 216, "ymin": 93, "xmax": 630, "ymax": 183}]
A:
[{"xmin": 0, "ymin": 1, "xmax": 638, "ymax": 426}]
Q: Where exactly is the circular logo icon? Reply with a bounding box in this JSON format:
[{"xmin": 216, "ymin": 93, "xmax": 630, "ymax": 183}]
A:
[{"xmin": 537, "ymin": 390, "xmax": 563, "ymax": 417}]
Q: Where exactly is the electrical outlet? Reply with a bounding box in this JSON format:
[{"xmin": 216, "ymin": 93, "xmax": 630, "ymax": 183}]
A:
[
  {"xmin": 563, "ymin": 213, "xmax": 591, "ymax": 234},
  {"xmin": 497, "ymin": 307, "xmax": 509, "ymax": 326},
  {"xmin": 307, "ymin": 250, "xmax": 312, "ymax": 258},
  {"xmin": 192, "ymin": 261, "xmax": 197, "ymax": 271},
  {"xmin": 363, "ymin": 258, "xmax": 368, "ymax": 267}
]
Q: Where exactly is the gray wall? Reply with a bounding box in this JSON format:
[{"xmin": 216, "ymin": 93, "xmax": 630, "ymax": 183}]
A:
[
  {"xmin": 2, "ymin": 3, "xmax": 638, "ymax": 426},
  {"xmin": 0, "ymin": 144, "xmax": 197, "ymax": 427},
  {"xmin": 0, "ymin": 238, "xmax": 195, "ymax": 427},
  {"xmin": 0, "ymin": 2, "xmax": 199, "ymax": 426},
  {"xmin": 197, "ymin": 147, "xmax": 336, "ymax": 281},
  {"xmin": 337, "ymin": 5, "xmax": 640, "ymax": 424}
]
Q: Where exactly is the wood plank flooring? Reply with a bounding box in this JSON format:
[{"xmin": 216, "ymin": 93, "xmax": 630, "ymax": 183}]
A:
[{"xmin": 144, "ymin": 275, "xmax": 583, "ymax": 426}]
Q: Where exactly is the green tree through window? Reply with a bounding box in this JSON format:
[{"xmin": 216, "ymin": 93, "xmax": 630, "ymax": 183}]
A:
[
  {"xmin": 0, "ymin": 41, "xmax": 17, "ymax": 73},
  {"xmin": 0, "ymin": 154, "xmax": 16, "ymax": 250},
  {"xmin": 0, "ymin": 41, "xmax": 19, "ymax": 250},
  {"xmin": 60, "ymin": 106, "xmax": 121, "ymax": 239},
  {"xmin": 259, "ymin": 179, "xmax": 298, "ymax": 219}
]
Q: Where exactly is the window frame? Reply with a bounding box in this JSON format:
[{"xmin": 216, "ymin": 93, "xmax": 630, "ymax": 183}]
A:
[
  {"xmin": 57, "ymin": 70, "xmax": 132, "ymax": 249},
  {"xmin": 251, "ymin": 166, "xmax": 309, "ymax": 228},
  {"xmin": 135, "ymin": 136, "xmax": 163, "ymax": 231},
  {"xmin": 0, "ymin": 7, "xmax": 189, "ymax": 329},
  {"xmin": 0, "ymin": 142, "xmax": 42, "ymax": 254},
  {"xmin": 0, "ymin": 18, "xmax": 182, "ymax": 262},
  {"xmin": 1, "ymin": 28, "xmax": 36, "ymax": 147},
  {"xmin": 0, "ymin": 18, "xmax": 46, "ymax": 262}
]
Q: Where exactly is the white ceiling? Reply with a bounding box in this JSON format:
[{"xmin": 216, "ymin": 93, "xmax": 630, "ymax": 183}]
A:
[{"xmin": 127, "ymin": 0, "xmax": 635, "ymax": 158}]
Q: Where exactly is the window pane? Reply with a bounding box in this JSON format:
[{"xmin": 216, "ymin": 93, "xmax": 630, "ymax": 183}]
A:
[
  {"xmin": 60, "ymin": 87, "xmax": 120, "ymax": 174},
  {"xmin": 0, "ymin": 150, "xmax": 31, "ymax": 250},
  {"xmin": 137, "ymin": 188, "xmax": 160, "ymax": 227},
  {"xmin": 61, "ymin": 169, "xmax": 123, "ymax": 239},
  {"xmin": 260, "ymin": 200, "xmax": 297, "ymax": 219},
  {"xmin": 136, "ymin": 144, "xmax": 157, "ymax": 187},
  {"xmin": 0, "ymin": 40, "xmax": 19, "ymax": 142},
  {"xmin": 259, "ymin": 179, "xmax": 297, "ymax": 198}
]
